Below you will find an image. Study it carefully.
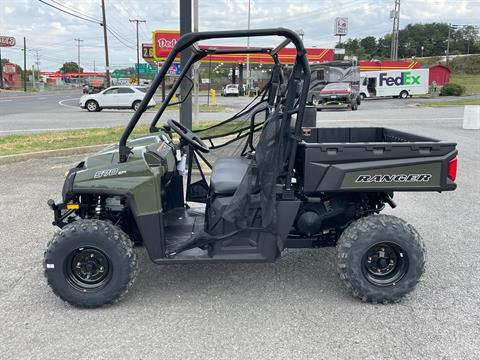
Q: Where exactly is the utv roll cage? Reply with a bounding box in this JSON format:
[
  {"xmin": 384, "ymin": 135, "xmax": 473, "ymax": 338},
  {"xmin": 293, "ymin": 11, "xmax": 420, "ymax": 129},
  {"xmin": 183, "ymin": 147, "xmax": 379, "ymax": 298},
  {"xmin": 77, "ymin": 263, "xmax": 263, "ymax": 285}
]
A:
[{"xmin": 118, "ymin": 28, "xmax": 311, "ymax": 173}]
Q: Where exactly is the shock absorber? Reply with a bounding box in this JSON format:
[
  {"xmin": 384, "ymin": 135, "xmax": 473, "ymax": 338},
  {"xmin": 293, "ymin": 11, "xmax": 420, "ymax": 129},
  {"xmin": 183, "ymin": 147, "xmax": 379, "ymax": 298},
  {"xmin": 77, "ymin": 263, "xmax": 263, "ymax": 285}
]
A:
[{"xmin": 95, "ymin": 196, "xmax": 104, "ymax": 218}]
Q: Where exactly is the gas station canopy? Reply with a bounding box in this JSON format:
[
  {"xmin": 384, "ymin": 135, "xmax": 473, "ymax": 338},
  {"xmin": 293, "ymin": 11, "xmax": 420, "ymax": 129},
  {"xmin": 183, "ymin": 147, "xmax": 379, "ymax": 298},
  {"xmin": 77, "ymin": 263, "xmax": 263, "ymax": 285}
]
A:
[{"xmin": 143, "ymin": 30, "xmax": 334, "ymax": 65}]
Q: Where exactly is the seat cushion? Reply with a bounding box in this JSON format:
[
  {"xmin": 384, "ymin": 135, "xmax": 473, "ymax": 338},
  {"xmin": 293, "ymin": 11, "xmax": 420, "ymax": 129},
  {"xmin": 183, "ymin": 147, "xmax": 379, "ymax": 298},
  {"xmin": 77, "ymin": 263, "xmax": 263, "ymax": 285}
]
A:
[{"xmin": 210, "ymin": 157, "xmax": 250, "ymax": 195}]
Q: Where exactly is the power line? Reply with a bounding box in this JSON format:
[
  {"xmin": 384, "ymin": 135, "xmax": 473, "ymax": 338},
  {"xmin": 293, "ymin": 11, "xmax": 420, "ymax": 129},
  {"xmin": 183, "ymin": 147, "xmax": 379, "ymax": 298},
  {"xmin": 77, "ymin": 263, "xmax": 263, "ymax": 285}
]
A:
[
  {"xmin": 37, "ymin": 0, "xmax": 101, "ymax": 24},
  {"xmin": 107, "ymin": 28, "xmax": 136, "ymax": 49},
  {"xmin": 48, "ymin": 0, "xmax": 100, "ymax": 22}
]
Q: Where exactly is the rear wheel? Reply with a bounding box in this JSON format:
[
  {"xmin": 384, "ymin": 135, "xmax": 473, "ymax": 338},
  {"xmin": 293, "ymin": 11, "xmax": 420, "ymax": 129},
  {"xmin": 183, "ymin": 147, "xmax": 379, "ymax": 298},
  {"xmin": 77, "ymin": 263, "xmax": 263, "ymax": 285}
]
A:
[
  {"xmin": 337, "ymin": 214, "xmax": 425, "ymax": 303},
  {"xmin": 400, "ymin": 90, "xmax": 409, "ymax": 99},
  {"xmin": 360, "ymin": 93, "xmax": 366, "ymax": 100},
  {"xmin": 132, "ymin": 100, "xmax": 141, "ymax": 111},
  {"xmin": 86, "ymin": 100, "xmax": 99, "ymax": 112},
  {"xmin": 44, "ymin": 219, "xmax": 137, "ymax": 308}
]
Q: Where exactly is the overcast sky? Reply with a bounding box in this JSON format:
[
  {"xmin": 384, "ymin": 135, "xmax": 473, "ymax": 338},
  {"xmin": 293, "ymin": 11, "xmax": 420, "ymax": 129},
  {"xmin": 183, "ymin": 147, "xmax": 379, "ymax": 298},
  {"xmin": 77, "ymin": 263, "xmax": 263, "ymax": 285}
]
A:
[{"xmin": 1, "ymin": 0, "xmax": 479, "ymax": 71}]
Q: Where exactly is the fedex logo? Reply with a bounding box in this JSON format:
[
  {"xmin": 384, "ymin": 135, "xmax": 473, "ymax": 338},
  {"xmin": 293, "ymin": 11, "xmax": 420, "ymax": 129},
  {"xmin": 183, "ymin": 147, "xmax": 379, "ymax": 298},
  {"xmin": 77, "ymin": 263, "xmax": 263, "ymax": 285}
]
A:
[{"xmin": 379, "ymin": 71, "xmax": 420, "ymax": 86}]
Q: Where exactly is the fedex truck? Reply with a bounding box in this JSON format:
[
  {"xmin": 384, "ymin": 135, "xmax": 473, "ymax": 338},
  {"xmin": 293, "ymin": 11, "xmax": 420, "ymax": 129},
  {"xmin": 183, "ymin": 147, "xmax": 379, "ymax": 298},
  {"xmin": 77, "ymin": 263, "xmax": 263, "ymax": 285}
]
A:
[{"xmin": 360, "ymin": 69, "xmax": 429, "ymax": 99}]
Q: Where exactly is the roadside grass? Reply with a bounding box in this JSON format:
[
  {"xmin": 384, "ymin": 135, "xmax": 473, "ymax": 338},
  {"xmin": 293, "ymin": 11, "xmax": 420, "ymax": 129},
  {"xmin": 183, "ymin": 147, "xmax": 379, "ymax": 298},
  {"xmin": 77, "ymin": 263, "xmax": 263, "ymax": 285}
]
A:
[
  {"xmin": 0, "ymin": 119, "xmax": 247, "ymax": 156},
  {"xmin": 416, "ymin": 98, "xmax": 480, "ymax": 107},
  {"xmin": 450, "ymin": 73, "xmax": 480, "ymax": 95},
  {"xmin": 148, "ymin": 103, "xmax": 234, "ymax": 113}
]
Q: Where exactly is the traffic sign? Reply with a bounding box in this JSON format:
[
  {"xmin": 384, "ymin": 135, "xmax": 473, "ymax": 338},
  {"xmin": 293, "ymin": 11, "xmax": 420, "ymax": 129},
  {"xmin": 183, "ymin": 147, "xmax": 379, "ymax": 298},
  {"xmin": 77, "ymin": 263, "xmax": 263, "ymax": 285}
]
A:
[
  {"xmin": 111, "ymin": 72, "xmax": 129, "ymax": 78},
  {"xmin": 135, "ymin": 63, "xmax": 157, "ymax": 74}
]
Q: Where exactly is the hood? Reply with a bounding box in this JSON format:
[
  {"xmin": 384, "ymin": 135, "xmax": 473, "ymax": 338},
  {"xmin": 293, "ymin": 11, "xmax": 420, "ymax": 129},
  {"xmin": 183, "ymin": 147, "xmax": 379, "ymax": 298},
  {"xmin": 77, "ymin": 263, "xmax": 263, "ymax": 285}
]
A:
[{"xmin": 82, "ymin": 134, "xmax": 164, "ymax": 168}]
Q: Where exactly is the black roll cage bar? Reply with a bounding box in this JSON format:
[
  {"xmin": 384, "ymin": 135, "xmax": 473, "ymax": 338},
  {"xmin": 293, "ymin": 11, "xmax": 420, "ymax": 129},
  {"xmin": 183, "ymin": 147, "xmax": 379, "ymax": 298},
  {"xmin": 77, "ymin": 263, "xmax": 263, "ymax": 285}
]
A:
[{"xmin": 119, "ymin": 28, "xmax": 311, "ymax": 163}]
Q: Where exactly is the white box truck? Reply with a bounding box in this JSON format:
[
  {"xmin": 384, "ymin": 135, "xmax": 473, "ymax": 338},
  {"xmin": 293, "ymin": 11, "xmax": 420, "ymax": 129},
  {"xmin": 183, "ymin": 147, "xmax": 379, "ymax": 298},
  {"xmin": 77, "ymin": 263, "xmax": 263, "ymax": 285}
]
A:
[{"xmin": 360, "ymin": 69, "xmax": 429, "ymax": 99}]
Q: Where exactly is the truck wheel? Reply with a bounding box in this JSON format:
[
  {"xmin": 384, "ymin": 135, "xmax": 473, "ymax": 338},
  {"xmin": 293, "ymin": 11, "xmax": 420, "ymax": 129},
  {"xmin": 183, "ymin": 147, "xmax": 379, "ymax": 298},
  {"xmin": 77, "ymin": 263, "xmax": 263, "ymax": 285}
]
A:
[
  {"xmin": 360, "ymin": 93, "xmax": 366, "ymax": 100},
  {"xmin": 86, "ymin": 100, "xmax": 99, "ymax": 112},
  {"xmin": 132, "ymin": 100, "xmax": 141, "ymax": 111},
  {"xmin": 44, "ymin": 219, "xmax": 138, "ymax": 308},
  {"xmin": 336, "ymin": 214, "xmax": 425, "ymax": 304},
  {"xmin": 399, "ymin": 90, "xmax": 409, "ymax": 99}
]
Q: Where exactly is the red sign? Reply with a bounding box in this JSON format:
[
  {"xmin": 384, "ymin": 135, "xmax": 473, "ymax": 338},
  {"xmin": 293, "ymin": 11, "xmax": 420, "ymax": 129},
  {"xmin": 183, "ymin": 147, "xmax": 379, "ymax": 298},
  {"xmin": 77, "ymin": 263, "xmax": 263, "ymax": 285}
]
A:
[
  {"xmin": 152, "ymin": 30, "xmax": 180, "ymax": 60},
  {"xmin": 0, "ymin": 36, "xmax": 16, "ymax": 47},
  {"xmin": 151, "ymin": 30, "xmax": 333, "ymax": 64}
]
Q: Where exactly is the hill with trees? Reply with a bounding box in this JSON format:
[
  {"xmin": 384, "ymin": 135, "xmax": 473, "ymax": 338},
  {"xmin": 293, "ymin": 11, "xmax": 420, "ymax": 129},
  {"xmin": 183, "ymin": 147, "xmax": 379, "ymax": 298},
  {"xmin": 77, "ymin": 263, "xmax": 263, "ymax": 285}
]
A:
[{"xmin": 339, "ymin": 23, "xmax": 480, "ymax": 60}]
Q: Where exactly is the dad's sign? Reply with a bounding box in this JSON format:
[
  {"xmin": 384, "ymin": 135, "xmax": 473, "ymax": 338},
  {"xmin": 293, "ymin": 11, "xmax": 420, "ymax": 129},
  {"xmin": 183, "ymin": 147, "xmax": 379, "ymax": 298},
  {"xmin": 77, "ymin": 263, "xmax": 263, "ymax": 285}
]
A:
[{"xmin": 0, "ymin": 36, "xmax": 16, "ymax": 47}]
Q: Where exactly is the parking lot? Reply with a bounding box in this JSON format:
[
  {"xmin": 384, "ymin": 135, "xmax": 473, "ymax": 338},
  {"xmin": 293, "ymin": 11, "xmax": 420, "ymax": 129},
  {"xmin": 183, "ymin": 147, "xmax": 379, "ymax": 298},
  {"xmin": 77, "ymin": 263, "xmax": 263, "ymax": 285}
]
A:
[{"xmin": 1, "ymin": 94, "xmax": 479, "ymax": 359}]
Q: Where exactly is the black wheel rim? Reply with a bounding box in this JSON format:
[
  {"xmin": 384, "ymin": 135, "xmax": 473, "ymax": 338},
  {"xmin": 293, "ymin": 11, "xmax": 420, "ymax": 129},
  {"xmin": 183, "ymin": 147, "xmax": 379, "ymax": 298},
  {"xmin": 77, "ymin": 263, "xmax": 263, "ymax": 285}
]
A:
[
  {"xmin": 65, "ymin": 247, "xmax": 111, "ymax": 290},
  {"xmin": 362, "ymin": 242, "xmax": 409, "ymax": 286}
]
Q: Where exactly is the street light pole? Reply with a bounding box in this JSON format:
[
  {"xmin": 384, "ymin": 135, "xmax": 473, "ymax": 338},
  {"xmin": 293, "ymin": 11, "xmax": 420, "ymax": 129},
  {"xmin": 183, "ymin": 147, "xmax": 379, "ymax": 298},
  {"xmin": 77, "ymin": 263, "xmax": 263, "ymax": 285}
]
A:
[{"xmin": 129, "ymin": 19, "xmax": 146, "ymax": 85}]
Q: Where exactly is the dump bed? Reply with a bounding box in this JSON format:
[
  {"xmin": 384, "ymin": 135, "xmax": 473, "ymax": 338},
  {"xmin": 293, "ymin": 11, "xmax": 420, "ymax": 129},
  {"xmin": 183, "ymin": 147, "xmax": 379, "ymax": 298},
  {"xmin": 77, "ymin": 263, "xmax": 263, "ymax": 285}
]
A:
[{"xmin": 298, "ymin": 127, "xmax": 457, "ymax": 193}]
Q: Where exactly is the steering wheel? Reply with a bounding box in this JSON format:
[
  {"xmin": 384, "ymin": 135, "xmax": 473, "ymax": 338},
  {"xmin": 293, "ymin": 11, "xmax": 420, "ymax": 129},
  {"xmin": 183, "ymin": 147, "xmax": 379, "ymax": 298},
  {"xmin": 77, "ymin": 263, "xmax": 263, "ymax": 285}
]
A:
[{"xmin": 166, "ymin": 119, "xmax": 210, "ymax": 153}]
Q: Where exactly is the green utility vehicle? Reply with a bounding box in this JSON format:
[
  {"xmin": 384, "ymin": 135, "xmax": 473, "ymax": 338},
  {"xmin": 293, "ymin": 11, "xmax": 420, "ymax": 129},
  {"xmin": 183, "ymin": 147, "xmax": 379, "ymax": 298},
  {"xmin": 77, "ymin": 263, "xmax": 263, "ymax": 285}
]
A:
[{"xmin": 44, "ymin": 29, "xmax": 458, "ymax": 308}]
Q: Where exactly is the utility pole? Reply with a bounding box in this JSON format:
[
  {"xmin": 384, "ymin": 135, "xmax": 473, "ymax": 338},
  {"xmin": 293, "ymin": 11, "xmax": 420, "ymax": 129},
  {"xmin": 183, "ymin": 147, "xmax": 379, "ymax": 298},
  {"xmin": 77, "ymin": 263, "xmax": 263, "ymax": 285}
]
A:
[
  {"xmin": 246, "ymin": 0, "xmax": 251, "ymax": 92},
  {"xmin": 390, "ymin": 0, "xmax": 400, "ymax": 60},
  {"xmin": 446, "ymin": 24, "xmax": 458, "ymax": 66},
  {"xmin": 101, "ymin": 0, "xmax": 110, "ymax": 87},
  {"xmin": 23, "ymin": 37, "xmax": 27, "ymax": 92},
  {"xmin": 180, "ymin": 0, "xmax": 193, "ymax": 129},
  {"xmin": 74, "ymin": 38, "xmax": 83, "ymax": 69},
  {"xmin": 129, "ymin": 19, "xmax": 146, "ymax": 85},
  {"xmin": 192, "ymin": 0, "xmax": 200, "ymax": 126},
  {"xmin": 0, "ymin": 47, "xmax": 4, "ymax": 89}
]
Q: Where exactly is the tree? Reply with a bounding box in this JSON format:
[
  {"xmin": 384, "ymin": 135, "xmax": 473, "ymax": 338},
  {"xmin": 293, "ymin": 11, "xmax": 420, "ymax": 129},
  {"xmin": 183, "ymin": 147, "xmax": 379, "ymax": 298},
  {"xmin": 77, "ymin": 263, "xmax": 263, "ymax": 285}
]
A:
[
  {"xmin": 59, "ymin": 62, "xmax": 83, "ymax": 73},
  {"xmin": 360, "ymin": 36, "xmax": 377, "ymax": 56}
]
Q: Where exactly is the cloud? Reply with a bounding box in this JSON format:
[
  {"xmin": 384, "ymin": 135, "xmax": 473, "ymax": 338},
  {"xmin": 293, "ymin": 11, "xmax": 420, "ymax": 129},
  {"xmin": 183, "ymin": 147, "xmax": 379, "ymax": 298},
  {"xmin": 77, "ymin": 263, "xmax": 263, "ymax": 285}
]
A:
[{"xmin": 1, "ymin": 0, "xmax": 479, "ymax": 71}]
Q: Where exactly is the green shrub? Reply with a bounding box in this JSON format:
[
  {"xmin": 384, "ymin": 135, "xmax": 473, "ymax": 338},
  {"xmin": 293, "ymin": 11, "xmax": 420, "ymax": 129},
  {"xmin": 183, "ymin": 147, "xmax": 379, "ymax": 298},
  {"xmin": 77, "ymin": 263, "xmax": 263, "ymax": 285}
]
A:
[{"xmin": 440, "ymin": 83, "xmax": 466, "ymax": 96}]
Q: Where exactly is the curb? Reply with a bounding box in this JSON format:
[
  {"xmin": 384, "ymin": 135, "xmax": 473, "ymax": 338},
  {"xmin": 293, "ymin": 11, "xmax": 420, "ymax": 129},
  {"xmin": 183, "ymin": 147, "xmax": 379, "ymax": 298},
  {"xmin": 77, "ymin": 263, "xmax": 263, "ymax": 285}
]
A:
[{"xmin": 0, "ymin": 144, "xmax": 108, "ymax": 166}]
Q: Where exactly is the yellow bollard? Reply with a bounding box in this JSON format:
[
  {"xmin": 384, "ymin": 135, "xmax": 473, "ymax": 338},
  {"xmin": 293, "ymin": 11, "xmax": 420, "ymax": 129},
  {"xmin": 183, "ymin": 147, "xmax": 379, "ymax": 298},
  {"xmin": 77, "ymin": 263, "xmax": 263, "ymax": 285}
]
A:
[
  {"xmin": 210, "ymin": 89, "xmax": 216, "ymax": 106},
  {"xmin": 172, "ymin": 92, "xmax": 177, "ymax": 103}
]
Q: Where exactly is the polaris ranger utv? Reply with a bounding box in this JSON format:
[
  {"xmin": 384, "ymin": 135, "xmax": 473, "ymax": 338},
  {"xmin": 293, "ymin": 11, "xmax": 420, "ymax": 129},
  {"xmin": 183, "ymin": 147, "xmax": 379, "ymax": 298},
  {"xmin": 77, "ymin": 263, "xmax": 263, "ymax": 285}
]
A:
[{"xmin": 44, "ymin": 29, "xmax": 458, "ymax": 308}]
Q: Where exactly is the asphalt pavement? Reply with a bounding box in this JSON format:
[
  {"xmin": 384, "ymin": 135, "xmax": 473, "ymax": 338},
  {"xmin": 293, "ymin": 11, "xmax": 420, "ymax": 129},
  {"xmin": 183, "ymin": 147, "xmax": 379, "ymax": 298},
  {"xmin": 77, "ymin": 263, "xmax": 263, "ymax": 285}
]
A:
[
  {"xmin": 0, "ymin": 111, "xmax": 479, "ymax": 359},
  {"xmin": 0, "ymin": 90, "xmax": 252, "ymax": 135},
  {"xmin": 0, "ymin": 89, "xmax": 472, "ymax": 135}
]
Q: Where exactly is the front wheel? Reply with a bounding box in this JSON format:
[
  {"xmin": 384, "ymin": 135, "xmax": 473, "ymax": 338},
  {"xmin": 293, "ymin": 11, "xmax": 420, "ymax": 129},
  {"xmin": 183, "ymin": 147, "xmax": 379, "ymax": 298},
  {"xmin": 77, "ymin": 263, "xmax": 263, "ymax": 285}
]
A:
[
  {"xmin": 86, "ymin": 100, "xmax": 99, "ymax": 112},
  {"xmin": 44, "ymin": 219, "xmax": 138, "ymax": 308},
  {"xmin": 336, "ymin": 214, "xmax": 425, "ymax": 303}
]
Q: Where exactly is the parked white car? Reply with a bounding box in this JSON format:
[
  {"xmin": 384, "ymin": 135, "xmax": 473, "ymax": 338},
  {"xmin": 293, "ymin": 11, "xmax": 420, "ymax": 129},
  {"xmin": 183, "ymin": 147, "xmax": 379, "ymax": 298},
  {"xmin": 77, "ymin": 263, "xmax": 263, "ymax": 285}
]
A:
[
  {"xmin": 79, "ymin": 86, "xmax": 156, "ymax": 112},
  {"xmin": 221, "ymin": 84, "xmax": 240, "ymax": 96}
]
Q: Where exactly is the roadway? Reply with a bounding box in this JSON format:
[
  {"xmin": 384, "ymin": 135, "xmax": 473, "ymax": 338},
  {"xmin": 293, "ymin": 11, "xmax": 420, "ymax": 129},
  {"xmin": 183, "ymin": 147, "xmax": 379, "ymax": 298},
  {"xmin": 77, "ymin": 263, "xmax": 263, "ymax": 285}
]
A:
[{"xmin": 0, "ymin": 89, "xmax": 469, "ymax": 136}]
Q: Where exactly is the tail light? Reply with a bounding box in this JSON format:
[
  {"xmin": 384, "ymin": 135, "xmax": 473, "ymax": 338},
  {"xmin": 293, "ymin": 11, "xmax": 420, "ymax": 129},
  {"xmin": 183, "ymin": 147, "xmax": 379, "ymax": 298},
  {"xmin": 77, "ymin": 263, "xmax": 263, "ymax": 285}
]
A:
[{"xmin": 448, "ymin": 157, "xmax": 457, "ymax": 181}]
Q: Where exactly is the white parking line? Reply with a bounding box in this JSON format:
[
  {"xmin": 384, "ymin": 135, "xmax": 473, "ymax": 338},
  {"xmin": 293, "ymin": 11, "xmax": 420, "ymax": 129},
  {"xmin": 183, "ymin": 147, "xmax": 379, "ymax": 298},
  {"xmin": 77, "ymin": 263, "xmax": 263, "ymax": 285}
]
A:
[
  {"xmin": 0, "ymin": 99, "xmax": 13, "ymax": 103},
  {"xmin": 58, "ymin": 98, "xmax": 80, "ymax": 109}
]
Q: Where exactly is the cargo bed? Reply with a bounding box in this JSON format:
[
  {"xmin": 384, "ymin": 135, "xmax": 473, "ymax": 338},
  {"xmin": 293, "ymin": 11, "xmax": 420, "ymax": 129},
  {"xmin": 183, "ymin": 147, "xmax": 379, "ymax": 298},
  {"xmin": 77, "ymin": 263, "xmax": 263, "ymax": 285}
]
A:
[{"xmin": 298, "ymin": 127, "xmax": 457, "ymax": 193}]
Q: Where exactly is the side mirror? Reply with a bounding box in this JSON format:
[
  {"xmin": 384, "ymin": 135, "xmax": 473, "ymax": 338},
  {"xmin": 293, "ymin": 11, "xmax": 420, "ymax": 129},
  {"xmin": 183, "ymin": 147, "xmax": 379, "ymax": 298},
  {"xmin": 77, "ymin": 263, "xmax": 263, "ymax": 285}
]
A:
[{"xmin": 168, "ymin": 76, "xmax": 194, "ymax": 107}]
